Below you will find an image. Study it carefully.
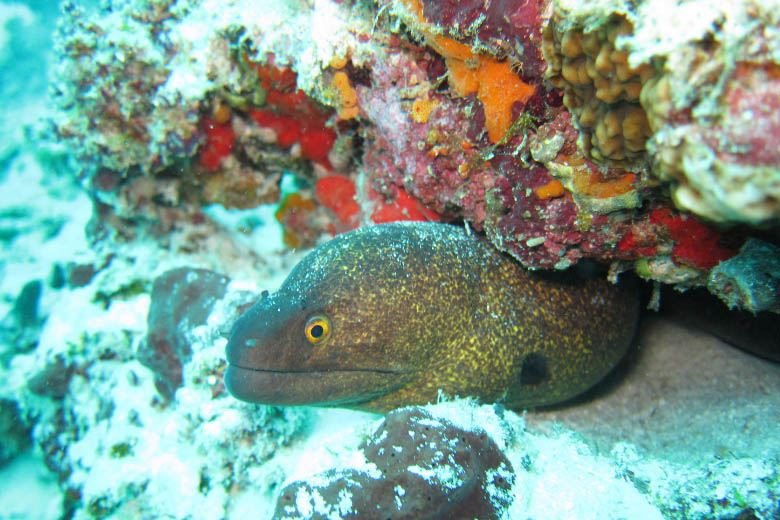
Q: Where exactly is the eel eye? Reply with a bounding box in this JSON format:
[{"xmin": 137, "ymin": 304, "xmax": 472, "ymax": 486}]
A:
[{"xmin": 304, "ymin": 315, "xmax": 330, "ymax": 343}]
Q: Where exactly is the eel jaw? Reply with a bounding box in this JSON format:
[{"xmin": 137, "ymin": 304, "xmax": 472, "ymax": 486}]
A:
[{"xmin": 224, "ymin": 363, "xmax": 411, "ymax": 407}]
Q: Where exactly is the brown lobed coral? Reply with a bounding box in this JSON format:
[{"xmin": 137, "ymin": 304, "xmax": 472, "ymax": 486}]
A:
[{"xmin": 542, "ymin": 13, "xmax": 655, "ymax": 166}]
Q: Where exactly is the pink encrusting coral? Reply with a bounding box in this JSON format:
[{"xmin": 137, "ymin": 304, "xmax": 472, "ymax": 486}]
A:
[
  {"xmin": 355, "ymin": 28, "xmax": 644, "ymax": 270},
  {"xmin": 641, "ymin": 16, "xmax": 780, "ymax": 225},
  {"xmin": 489, "ymin": 158, "xmax": 620, "ymax": 269},
  {"xmin": 358, "ymin": 45, "xmax": 502, "ymax": 227},
  {"xmin": 721, "ymin": 65, "xmax": 780, "ymax": 168}
]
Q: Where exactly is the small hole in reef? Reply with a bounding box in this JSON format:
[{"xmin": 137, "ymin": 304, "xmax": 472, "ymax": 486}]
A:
[{"xmin": 520, "ymin": 352, "xmax": 550, "ymax": 386}]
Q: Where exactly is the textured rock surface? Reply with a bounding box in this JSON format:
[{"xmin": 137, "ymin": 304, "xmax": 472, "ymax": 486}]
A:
[
  {"xmin": 274, "ymin": 407, "xmax": 514, "ymax": 519},
  {"xmin": 546, "ymin": 0, "xmax": 780, "ymax": 224},
  {"xmin": 707, "ymin": 238, "xmax": 780, "ymax": 314},
  {"xmin": 140, "ymin": 268, "xmax": 230, "ymax": 399}
]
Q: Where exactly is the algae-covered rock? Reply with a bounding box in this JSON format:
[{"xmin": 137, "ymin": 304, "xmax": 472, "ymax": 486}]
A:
[
  {"xmin": 140, "ymin": 267, "xmax": 230, "ymax": 399},
  {"xmin": 708, "ymin": 238, "xmax": 780, "ymax": 313}
]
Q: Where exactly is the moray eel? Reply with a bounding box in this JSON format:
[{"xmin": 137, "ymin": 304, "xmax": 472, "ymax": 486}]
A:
[{"xmin": 225, "ymin": 222, "xmax": 639, "ymax": 413}]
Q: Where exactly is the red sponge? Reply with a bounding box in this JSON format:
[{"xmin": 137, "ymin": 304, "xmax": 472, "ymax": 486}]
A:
[
  {"xmin": 199, "ymin": 117, "xmax": 236, "ymax": 170},
  {"xmin": 316, "ymin": 175, "xmax": 360, "ymax": 226},
  {"xmin": 371, "ymin": 188, "xmax": 441, "ymax": 224}
]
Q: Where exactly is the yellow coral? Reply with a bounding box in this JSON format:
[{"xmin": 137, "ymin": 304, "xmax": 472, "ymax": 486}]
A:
[
  {"xmin": 333, "ymin": 71, "xmax": 358, "ymax": 120},
  {"xmin": 329, "ymin": 55, "xmax": 348, "ymax": 70},
  {"xmin": 411, "ymin": 98, "xmax": 438, "ymax": 123}
]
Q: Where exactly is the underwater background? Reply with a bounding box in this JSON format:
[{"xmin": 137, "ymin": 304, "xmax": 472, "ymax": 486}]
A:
[{"xmin": 0, "ymin": 0, "xmax": 779, "ymax": 518}]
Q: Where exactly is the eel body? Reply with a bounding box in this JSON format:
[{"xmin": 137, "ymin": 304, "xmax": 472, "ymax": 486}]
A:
[{"xmin": 225, "ymin": 222, "xmax": 640, "ymax": 413}]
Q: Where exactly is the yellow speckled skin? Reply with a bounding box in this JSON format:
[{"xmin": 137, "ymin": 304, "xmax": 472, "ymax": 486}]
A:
[{"xmin": 225, "ymin": 222, "xmax": 639, "ymax": 413}]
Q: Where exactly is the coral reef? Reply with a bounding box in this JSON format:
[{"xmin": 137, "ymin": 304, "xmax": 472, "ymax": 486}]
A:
[
  {"xmin": 50, "ymin": 0, "xmax": 779, "ymax": 310},
  {"xmin": 0, "ymin": 399, "xmax": 30, "ymax": 467},
  {"xmin": 274, "ymin": 406, "xmax": 514, "ymax": 519},
  {"xmin": 1, "ymin": 130, "xmax": 778, "ymax": 519},
  {"xmin": 52, "ymin": 1, "xmax": 202, "ymax": 175},
  {"xmin": 407, "ymin": 0, "xmax": 547, "ymax": 77},
  {"xmin": 4, "ymin": 0, "xmax": 780, "ymax": 517},
  {"xmin": 270, "ymin": 399, "xmax": 780, "ymax": 520},
  {"xmin": 51, "ymin": 0, "xmax": 362, "ymax": 252},
  {"xmin": 1, "ymin": 244, "xmax": 311, "ymax": 517},
  {"xmin": 612, "ymin": 443, "xmax": 780, "ymax": 520},
  {"xmin": 640, "ymin": 6, "xmax": 780, "ymax": 224},
  {"xmin": 0, "ymin": 280, "xmax": 44, "ymax": 359}
]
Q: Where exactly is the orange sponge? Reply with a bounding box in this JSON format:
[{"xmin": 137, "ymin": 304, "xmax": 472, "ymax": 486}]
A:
[
  {"xmin": 333, "ymin": 71, "xmax": 359, "ymax": 120},
  {"xmin": 442, "ymin": 51, "xmax": 535, "ymax": 143},
  {"xmin": 575, "ymin": 171, "xmax": 636, "ymax": 199},
  {"xmin": 407, "ymin": 5, "xmax": 535, "ymax": 143},
  {"xmin": 473, "ymin": 58, "xmax": 535, "ymax": 143},
  {"xmin": 535, "ymin": 179, "xmax": 566, "ymax": 199}
]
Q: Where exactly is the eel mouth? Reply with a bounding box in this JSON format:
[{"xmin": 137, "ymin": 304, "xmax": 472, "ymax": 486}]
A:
[{"xmin": 224, "ymin": 363, "xmax": 410, "ymax": 406}]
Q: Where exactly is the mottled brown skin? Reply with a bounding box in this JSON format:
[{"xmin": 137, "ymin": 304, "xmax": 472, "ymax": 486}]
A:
[{"xmin": 225, "ymin": 222, "xmax": 640, "ymax": 413}]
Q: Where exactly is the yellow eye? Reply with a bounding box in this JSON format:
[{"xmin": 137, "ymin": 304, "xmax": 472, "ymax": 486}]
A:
[{"xmin": 304, "ymin": 315, "xmax": 330, "ymax": 343}]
